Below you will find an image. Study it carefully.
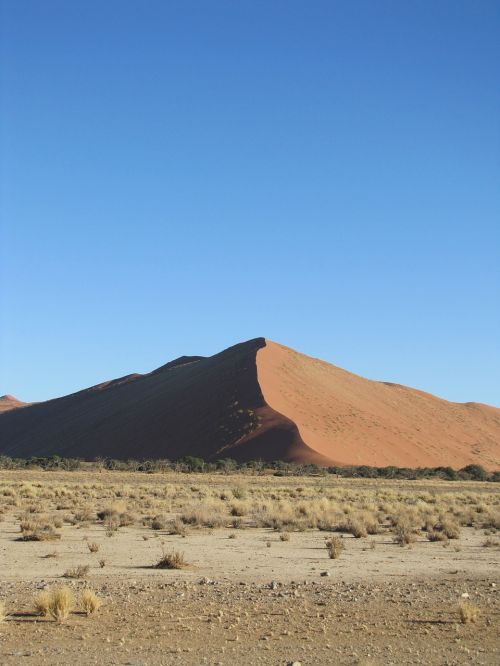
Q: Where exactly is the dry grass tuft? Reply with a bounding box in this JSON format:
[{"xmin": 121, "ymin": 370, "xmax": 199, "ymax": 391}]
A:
[
  {"xmin": 427, "ymin": 529, "xmax": 448, "ymax": 542},
  {"xmin": 104, "ymin": 515, "xmax": 120, "ymax": 536},
  {"xmin": 49, "ymin": 586, "xmax": 74, "ymax": 622},
  {"xmin": 437, "ymin": 519, "xmax": 460, "ymax": 540},
  {"xmin": 458, "ymin": 600, "xmax": 480, "ymax": 624},
  {"xmin": 169, "ymin": 518, "xmax": 187, "ymax": 536},
  {"xmin": 87, "ymin": 542, "xmax": 100, "ymax": 553},
  {"xmin": 151, "ymin": 515, "xmax": 167, "ymax": 530},
  {"xmin": 326, "ymin": 536, "xmax": 345, "ymax": 559},
  {"xmin": 155, "ymin": 550, "xmax": 188, "ymax": 569},
  {"xmin": 81, "ymin": 589, "xmax": 102, "ymax": 615},
  {"xmin": 393, "ymin": 523, "xmax": 417, "ymax": 547},
  {"xmin": 279, "ymin": 531, "xmax": 290, "ymax": 541},
  {"xmin": 34, "ymin": 591, "xmax": 51, "ymax": 617},
  {"xmin": 19, "ymin": 519, "xmax": 61, "ymax": 541},
  {"xmin": 64, "ymin": 564, "xmax": 90, "ymax": 579}
]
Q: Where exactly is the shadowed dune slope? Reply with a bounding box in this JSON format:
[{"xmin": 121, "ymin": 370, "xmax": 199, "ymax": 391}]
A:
[
  {"xmin": 0, "ymin": 339, "xmax": 317, "ymax": 463},
  {"xmin": 256, "ymin": 340, "xmax": 500, "ymax": 469},
  {"xmin": 0, "ymin": 338, "xmax": 498, "ymax": 468}
]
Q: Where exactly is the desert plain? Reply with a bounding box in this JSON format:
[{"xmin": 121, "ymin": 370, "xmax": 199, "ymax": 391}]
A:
[{"xmin": 0, "ymin": 469, "xmax": 498, "ymax": 665}]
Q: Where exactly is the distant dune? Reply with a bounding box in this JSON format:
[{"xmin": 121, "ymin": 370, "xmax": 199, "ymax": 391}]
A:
[
  {"xmin": 0, "ymin": 395, "xmax": 28, "ymax": 413},
  {"xmin": 0, "ymin": 338, "xmax": 498, "ymax": 469}
]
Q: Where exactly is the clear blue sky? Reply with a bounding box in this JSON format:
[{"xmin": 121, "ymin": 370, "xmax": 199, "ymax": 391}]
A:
[{"xmin": 1, "ymin": 1, "xmax": 499, "ymax": 406}]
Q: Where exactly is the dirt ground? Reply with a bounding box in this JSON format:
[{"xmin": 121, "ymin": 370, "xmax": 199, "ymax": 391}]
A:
[{"xmin": 0, "ymin": 471, "xmax": 498, "ymax": 664}]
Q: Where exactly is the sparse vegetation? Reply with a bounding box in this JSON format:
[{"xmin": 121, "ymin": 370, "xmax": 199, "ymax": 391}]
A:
[
  {"xmin": 0, "ymin": 467, "xmax": 498, "ymax": 662},
  {"xmin": 87, "ymin": 541, "xmax": 100, "ymax": 553},
  {"xmin": 19, "ymin": 517, "xmax": 61, "ymax": 541}
]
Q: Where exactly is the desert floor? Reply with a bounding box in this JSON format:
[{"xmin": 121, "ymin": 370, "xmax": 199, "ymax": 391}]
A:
[{"xmin": 0, "ymin": 470, "xmax": 498, "ymax": 665}]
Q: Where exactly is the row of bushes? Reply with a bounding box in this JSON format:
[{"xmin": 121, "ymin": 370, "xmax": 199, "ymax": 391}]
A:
[{"xmin": 0, "ymin": 454, "xmax": 497, "ymax": 481}]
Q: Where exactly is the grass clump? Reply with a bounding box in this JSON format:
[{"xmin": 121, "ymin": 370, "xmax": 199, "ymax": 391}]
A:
[
  {"xmin": 437, "ymin": 519, "xmax": 460, "ymax": 540},
  {"xmin": 392, "ymin": 521, "xmax": 417, "ymax": 547},
  {"xmin": 87, "ymin": 541, "xmax": 100, "ymax": 553},
  {"xmin": 427, "ymin": 529, "xmax": 448, "ymax": 542},
  {"xmin": 50, "ymin": 586, "xmax": 74, "ymax": 622},
  {"xmin": 81, "ymin": 589, "xmax": 102, "ymax": 615},
  {"xmin": 34, "ymin": 591, "xmax": 51, "ymax": 617},
  {"xmin": 155, "ymin": 550, "xmax": 188, "ymax": 569},
  {"xmin": 104, "ymin": 515, "xmax": 120, "ymax": 536},
  {"xmin": 19, "ymin": 518, "xmax": 61, "ymax": 541},
  {"xmin": 279, "ymin": 531, "xmax": 290, "ymax": 541},
  {"xmin": 458, "ymin": 600, "xmax": 480, "ymax": 624},
  {"xmin": 169, "ymin": 518, "xmax": 187, "ymax": 536},
  {"xmin": 326, "ymin": 536, "xmax": 344, "ymax": 559},
  {"xmin": 181, "ymin": 503, "xmax": 226, "ymax": 528},
  {"xmin": 44, "ymin": 586, "xmax": 75, "ymax": 622},
  {"xmin": 348, "ymin": 519, "xmax": 368, "ymax": 538},
  {"xmin": 151, "ymin": 516, "xmax": 167, "ymax": 530},
  {"xmin": 64, "ymin": 564, "xmax": 90, "ymax": 579}
]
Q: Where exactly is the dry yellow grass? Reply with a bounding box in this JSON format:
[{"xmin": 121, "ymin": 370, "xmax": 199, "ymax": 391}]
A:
[
  {"xmin": 81, "ymin": 589, "xmax": 102, "ymax": 615},
  {"xmin": 0, "ymin": 470, "xmax": 498, "ymax": 555},
  {"xmin": 326, "ymin": 536, "xmax": 345, "ymax": 559},
  {"xmin": 34, "ymin": 590, "xmax": 51, "ymax": 617},
  {"xmin": 458, "ymin": 600, "xmax": 480, "ymax": 623},
  {"xmin": 64, "ymin": 564, "xmax": 90, "ymax": 579},
  {"xmin": 48, "ymin": 586, "xmax": 74, "ymax": 622}
]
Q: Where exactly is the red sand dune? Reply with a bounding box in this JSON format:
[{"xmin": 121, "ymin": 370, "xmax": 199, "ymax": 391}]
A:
[{"xmin": 0, "ymin": 339, "xmax": 498, "ymax": 469}]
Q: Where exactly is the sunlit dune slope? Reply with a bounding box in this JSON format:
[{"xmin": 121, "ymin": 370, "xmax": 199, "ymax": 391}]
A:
[{"xmin": 256, "ymin": 340, "xmax": 500, "ymax": 469}]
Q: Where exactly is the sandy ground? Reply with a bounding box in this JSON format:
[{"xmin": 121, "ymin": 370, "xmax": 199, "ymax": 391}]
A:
[
  {"xmin": 1, "ymin": 577, "xmax": 498, "ymax": 665},
  {"xmin": 1, "ymin": 518, "xmax": 499, "ymax": 584},
  {"xmin": 0, "ymin": 471, "xmax": 499, "ymax": 664}
]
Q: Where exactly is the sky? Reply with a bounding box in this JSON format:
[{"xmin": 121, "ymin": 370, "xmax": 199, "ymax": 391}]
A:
[{"xmin": 0, "ymin": 0, "xmax": 499, "ymax": 406}]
